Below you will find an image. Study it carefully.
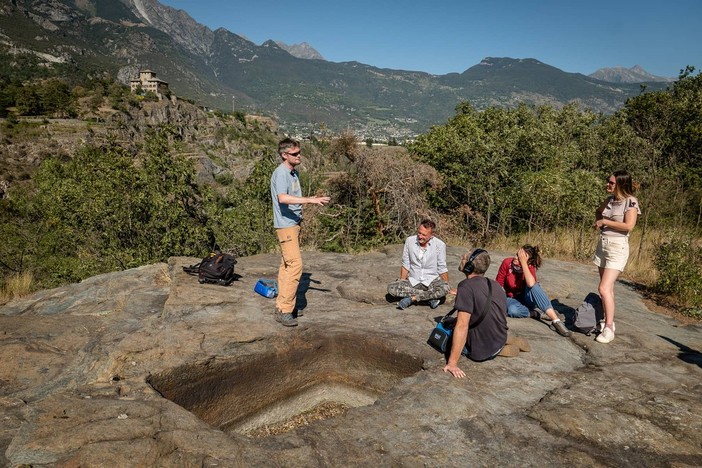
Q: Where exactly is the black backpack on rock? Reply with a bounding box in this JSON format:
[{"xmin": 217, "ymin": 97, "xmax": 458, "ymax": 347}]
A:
[{"xmin": 183, "ymin": 252, "xmax": 237, "ymax": 286}]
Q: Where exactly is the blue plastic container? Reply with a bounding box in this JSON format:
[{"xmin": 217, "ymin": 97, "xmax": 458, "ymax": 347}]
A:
[{"xmin": 254, "ymin": 278, "xmax": 278, "ymax": 298}]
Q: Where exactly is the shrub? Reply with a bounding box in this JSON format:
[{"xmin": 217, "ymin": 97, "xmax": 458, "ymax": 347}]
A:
[
  {"xmin": 143, "ymin": 91, "xmax": 159, "ymax": 102},
  {"xmin": 654, "ymin": 238, "xmax": 702, "ymax": 316},
  {"xmin": 318, "ymin": 146, "xmax": 440, "ymax": 252},
  {"xmin": 233, "ymin": 111, "xmax": 246, "ymax": 125},
  {"xmin": 214, "ymin": 172, "xmax": 234, "ymax": 186}
]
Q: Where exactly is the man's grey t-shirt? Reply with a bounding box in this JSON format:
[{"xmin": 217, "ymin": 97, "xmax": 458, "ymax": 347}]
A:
[{"xmin": 271, "ymin": 163, "xmax": 302, "ymax": 228}]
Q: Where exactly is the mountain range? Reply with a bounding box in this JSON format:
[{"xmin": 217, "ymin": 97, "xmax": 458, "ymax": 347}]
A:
[
  {"xmin": 1, "ymin": 0, "xmax": 671, "ymax": 137},
  {"xmin": 278, "ymin": 45, "xmax": 677, "ymax": 86}
]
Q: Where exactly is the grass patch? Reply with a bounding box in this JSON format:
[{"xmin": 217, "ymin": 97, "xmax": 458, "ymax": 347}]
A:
[{"xmin": 0, "ymin": 271, "xmax": 34, "ymax": 304}]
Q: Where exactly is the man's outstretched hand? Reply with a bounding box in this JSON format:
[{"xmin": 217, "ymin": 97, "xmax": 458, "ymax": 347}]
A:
[
  {"xmin": 310, "ymin": 196, "xmax": 330, "ymax": 206},
  {"xmin": 443, "ymin": 363, "xmax": 465, "ymax": 379}
]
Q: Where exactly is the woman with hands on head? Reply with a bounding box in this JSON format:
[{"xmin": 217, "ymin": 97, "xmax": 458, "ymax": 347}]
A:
[{"xmin": 495, "ymin": 245, "xmax": 571, "ymax": 337}]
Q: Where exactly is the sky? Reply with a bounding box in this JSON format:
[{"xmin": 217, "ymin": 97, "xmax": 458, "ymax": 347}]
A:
[{"xmin": 159, "ymin": 0, "xmax": 701, "ymax": 79}]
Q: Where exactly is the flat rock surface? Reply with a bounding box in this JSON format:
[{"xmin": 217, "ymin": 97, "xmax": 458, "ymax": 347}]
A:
[{"xmin": 1, "ymin": 246, "xmax": 701, "ymax": 467}]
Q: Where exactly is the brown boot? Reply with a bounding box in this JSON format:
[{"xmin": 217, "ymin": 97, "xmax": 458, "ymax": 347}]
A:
[
  {"xmin": 506, "ymin": 335, "xmax": 531, "ymax": 352},
  {"xmin": 498, "ymin": 344, "xmax": 520, "ymax": 357},
  {"xmin": 552, "ymin": 320, "xmax": 572, "ymax": 337}
]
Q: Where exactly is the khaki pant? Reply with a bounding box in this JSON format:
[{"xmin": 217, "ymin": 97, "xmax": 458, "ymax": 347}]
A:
[{"xmin": 275, "ymin": 225, "xmax": 302, "ymax": 313}]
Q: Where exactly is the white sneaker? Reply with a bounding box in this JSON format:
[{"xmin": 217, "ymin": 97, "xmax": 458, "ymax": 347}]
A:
[
  {"xmin": 598, "ymin": 321, "xmax": 615, "ymax": 333},
  {"xmin": 596, "ymin": 326, "xmax": 615, "ymax": 343}
]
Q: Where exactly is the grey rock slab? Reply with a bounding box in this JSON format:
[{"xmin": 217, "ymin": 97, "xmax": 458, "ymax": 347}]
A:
[{"xmin": 1, "ymin": 248, "xmax": 700, "ymax": 466}]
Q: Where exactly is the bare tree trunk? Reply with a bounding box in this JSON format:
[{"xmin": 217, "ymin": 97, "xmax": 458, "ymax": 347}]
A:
[
  {"xmin": 637, "ymin": 213, "xmax": 648, "ymax": 262},
  {"xmin": 485, "ymin": 197, "xmax": 492, "ymax": 240},
  {"xmin": 636, "ymin": 180, "xmax": 656, "ymax": 262},
  {"xmin": 676, "ymin": 184, "xmax": 685, "ymax": 228},
  {"xmin": 575, "ymin": 224, "xmax": 586, "ymax": 260},
  {"xmin": 370, "ymin": 189, "xmax": 384, "ymax": 238}
]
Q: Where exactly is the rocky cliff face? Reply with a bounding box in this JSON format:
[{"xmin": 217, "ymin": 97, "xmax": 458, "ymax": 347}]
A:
[
  {"xmin": 118, "ymin": 0, "xmax": 214, "ymax": 56},
  {"xmin": 1, "ymin": 247, "xmax": 701, "ymax": 466}
]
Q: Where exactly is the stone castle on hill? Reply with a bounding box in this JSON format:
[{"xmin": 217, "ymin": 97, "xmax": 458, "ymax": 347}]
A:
[{"xmin": 130, "ymin": 70, "xmax": 170, "ymax": 99}]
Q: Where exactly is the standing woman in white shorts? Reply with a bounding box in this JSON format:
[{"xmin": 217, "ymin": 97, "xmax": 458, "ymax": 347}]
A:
[{"xmin": 592, "ymin": 170, "xmax": 641, "ymax": 343}]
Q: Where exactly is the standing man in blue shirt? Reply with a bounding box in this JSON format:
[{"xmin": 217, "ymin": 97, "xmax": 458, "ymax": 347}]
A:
[
  {"xmin": 271, "ymin": 138, "xmax": 330, "ymax": 327},
  {"xmin": 387, "ymin": 219, "xmax": 451, "ymax": 310}
]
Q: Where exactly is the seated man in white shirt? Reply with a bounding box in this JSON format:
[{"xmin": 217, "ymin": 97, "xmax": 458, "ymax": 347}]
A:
[{"xmin": 387, "ymin": 219, "xmax": 451, "ymax": 310}]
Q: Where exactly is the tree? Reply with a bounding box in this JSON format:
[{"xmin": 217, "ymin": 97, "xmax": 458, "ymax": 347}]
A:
[
  {"xmin": 411, "ymin": 102, "xmax": 617, "ymax": 241},
  {"xmin": 621, "ymin": 66, "xmax": 702, "ymax": 259},
  {"xmin": 320, "ymin": 146, "xmax": 440, "ymax": 251},
  {"xmin": 15, "ymin": 85, "xmax": 41, "ymax": 115},
  {"xmin": 39, "ymin": 79, "xmax": 75, "ymax": 117},
  {"xmin": 0, "ymin": 79, "xmax": 17, "ymax": 118},
  {"xmin": 28, "ymin": 128, "xmax": 212, "ymax": 284}
]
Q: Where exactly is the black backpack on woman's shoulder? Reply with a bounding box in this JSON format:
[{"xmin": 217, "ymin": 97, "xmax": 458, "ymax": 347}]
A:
[{"xmin": 183, "ymin": 252, "xmax": 237, "ymax": 286}]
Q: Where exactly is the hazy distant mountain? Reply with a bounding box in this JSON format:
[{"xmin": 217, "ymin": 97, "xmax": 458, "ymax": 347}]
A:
[
  {"xmin": 589, "ymin": 65, "xmax": 675, "ymax": 83},
  {"xmin": 435, "ymin": 57, "xmax": 660, "ymax": 113},
  {"xmin": 0, "ymin": 0, "xmax": 668, "ymax": 136},
  {"xmin": 275, "ymin": 41, "xmax": 325, "ymax": 60}
]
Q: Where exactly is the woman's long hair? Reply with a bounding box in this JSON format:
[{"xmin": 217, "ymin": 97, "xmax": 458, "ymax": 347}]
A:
[
  {"xmin": 612, "ymin": 169, "xmax": 635, "ymax": 200},
  {"xmin": 522, "ymin": 244, "xmax": 542, "ymax": 269}
]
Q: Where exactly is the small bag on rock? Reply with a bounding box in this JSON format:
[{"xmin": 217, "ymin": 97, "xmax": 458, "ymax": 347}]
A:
[
  {"xmin": 183, "ymin": 252, "xmax": 237, "ymax": 286},
  {"xmin": 254, "ymin": 278, "xmax": 278, "ymax": 298},
  {"xmin": 573, "ymin": 292, "xmax": 604, "ymax": 335},
  {"xmin": 427, "ymin": 313, "xmax": 468, "ymax": 356}
]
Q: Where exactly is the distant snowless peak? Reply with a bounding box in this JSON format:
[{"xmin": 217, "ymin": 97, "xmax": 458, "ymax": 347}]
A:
[
  {"xmin": 274, "ymin": 41, "xmax": 325, "ymax": 61},
  {"xmin": 589, "ymin": 65, "xmax": 675, "ymax": 83}
]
